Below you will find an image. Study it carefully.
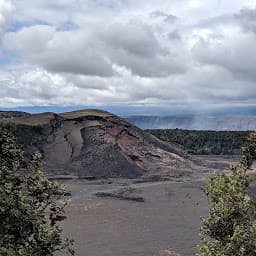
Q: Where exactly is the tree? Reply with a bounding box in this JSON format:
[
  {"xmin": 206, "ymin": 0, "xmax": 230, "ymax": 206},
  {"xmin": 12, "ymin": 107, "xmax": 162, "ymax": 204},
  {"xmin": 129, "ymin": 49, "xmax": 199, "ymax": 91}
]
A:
[
  {"xmin": 0, "ymin": 128, "xmax": 74, "ymax": 256},
  {"xmin": 197, "ymin": 132, "xmax": 256, "ymax": 256}
]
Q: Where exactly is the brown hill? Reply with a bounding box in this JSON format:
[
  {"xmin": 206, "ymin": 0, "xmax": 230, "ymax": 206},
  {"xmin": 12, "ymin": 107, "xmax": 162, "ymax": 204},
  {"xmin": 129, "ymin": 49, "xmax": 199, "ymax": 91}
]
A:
[{"xmin": 1, "ymin": 109, "xmax": 200, "ymax": 179}]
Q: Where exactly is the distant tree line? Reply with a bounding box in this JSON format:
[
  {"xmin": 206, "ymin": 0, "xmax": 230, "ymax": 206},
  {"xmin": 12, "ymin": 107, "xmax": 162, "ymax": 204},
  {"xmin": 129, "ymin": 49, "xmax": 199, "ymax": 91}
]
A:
[{"xmin": 147, "ymin": 129, "xmax": 250, "ymax": 155}]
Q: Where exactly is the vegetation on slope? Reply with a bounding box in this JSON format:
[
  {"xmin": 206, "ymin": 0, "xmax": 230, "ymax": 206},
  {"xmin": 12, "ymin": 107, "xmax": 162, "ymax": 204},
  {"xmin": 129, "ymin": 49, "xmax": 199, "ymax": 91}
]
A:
[
  {"xmin": 0, "ymin": 123, "xmax": 46, "ymax": 159},
  {"xmin": 147, "ymin": 129, "xmax": 250, "ymax": 155},
  {"xmin": 4, "ymin": 123, "xmax": 45, "ymax": 145}
]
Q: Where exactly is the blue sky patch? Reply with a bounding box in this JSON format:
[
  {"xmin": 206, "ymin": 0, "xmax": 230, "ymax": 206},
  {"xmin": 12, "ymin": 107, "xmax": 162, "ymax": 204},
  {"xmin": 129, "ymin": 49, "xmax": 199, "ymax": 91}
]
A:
[
  {"xmin": 7, "ymin": 20, "xmax": 52, "ymax": 32},
  {"xmin": 0, "ymin": 48, "xmax": 21, "ymax": 66}
]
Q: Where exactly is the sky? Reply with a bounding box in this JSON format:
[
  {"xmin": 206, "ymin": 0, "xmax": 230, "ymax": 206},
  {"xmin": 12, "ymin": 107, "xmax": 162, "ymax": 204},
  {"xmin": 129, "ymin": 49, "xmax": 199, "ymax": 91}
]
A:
[{"xmin": 0, "ymin": 0, "xmax": 256, "ymax": 115}]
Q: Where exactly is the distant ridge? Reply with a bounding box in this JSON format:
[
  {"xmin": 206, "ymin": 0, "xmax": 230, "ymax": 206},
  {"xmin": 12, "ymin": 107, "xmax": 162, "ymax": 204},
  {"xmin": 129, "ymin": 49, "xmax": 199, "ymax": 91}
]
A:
[{"xmin": 124, "ymin": 115, "xmax": 256, "ymax": 131}]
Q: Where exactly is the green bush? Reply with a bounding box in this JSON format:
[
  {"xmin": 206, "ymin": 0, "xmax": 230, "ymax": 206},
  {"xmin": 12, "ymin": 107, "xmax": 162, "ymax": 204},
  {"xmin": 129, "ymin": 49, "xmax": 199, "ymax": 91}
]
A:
[
  {"xmin": 197, "ymin": 132, "xmax": 256, "ymax": 256},
  {"xmin": 0, "ymin": 128, "xmax": 74, "ymax": 255}
]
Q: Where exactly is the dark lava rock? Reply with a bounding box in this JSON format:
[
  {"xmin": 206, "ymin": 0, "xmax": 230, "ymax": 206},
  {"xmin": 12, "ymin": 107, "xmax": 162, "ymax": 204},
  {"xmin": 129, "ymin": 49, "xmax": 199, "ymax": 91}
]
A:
[{"xmin": 95, "ymin": 188, "xmax": 145, "ymax": 202}]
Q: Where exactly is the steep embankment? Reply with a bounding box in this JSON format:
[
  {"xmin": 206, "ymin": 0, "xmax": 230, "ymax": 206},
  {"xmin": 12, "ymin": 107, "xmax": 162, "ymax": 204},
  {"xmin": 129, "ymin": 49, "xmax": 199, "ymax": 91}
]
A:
[{"xmin": 1, "ymin": 109, "xmax": 200, "ymax": 178}]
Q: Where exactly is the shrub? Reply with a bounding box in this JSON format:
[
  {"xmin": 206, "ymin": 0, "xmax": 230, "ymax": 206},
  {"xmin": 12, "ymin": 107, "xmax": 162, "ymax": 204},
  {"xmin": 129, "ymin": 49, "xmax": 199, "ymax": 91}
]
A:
[
  {"xmin": 0, "ymin": 128, "xmax": 74, "ymax": 255},
  {"xmin": 197, "ymin": 132, "xmax": 256, "ymax": 256}
]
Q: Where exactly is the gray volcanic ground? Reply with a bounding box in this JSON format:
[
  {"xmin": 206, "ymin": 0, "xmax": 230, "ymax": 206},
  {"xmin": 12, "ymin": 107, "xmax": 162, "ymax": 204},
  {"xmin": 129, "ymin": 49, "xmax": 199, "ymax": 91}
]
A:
[
  {"xmin": 60, "ymin": 154, "xmax": 243, "ymax": 256},
  {"xmin": 60, "ymin": 178, "xmax": 208, "ymax": 256},
  {"xmin": 59, "ymin": 155, "xmax": 254, "ymax": 256}
]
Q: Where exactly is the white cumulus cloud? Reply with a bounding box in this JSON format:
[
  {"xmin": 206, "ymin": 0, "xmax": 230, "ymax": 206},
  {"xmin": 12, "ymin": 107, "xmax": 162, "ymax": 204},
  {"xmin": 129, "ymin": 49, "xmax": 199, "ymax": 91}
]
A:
[{"xmin": 0, "ymin": 0, "xmax": 255, "ymax": 111}]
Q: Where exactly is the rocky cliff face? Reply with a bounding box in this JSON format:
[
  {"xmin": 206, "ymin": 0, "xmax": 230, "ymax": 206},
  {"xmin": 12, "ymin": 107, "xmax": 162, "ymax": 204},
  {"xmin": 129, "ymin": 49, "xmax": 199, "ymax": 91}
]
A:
[{"xmin": 0, "ymin": 109, "xmax": 200, "ymax": 178}]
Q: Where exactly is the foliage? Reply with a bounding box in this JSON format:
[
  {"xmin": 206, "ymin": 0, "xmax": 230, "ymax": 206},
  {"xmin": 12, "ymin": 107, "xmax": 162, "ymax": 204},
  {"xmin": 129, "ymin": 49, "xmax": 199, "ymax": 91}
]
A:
[
  {"xmin": 2, "ymin": 123, "xmax": 45, "ymax": 146},
  {"xmin": 0, "ymin": 128, "xmax": 74, "ymax": 256},
  {"xmin": 148, "ymin": 129, "xmax": 249, "ymax": 155},
  {"xmin": 197, "ymin": 132, "xmax": 256, "ymax": 256}
]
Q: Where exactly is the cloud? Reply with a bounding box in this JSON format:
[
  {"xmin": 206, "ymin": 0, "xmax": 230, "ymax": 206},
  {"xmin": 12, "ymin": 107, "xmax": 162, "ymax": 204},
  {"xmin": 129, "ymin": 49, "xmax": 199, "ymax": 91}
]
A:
[
  {"xmin": 151, "ymin": 11, "xmax": 178, "ymax": 23},
  {"xmin": 192, "ymin": 24, "xmax": 256, "ymax": 81},
  {"xmin": 0, "ymin": 0, "xmax": 256, "ymax": 111},
  {"xmin": 4, "ymin": 24, "xmax": 114, "ymax": 76},
  {"xmin": 235, "ymin": 8, "xmax": 256, "ymax": 32},
  {"xmin": 0, "ymin": 1, "xmax": 14, "ymax": 31},
  {"xmin": 4, "ymin": 18, "xmax": 189, "ymax": 77},
  {"xmin": 0, "ymin": 0, "xmax": 14, "ymax": 43},
  {"xmin": 0, "ymin": 0, "xmax": 14, "ymax": 62},
  {"xmin": 1, "ymin": 62, "xmax": 255, "ymax": 108}
]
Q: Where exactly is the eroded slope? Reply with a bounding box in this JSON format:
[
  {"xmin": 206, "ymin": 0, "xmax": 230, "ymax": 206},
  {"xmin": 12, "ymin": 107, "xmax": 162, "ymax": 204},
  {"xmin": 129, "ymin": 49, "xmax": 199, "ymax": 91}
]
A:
[{"xmin": 1, "ymin": 109, "xmax": 201, "ymax": 178}]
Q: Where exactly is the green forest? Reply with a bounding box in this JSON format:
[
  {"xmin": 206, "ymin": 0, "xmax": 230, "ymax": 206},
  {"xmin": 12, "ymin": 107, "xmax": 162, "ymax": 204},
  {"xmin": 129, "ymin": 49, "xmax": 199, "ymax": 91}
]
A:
[{"xmin": 147, "ymin": 129, "xmax": 250, "ymax": 155}]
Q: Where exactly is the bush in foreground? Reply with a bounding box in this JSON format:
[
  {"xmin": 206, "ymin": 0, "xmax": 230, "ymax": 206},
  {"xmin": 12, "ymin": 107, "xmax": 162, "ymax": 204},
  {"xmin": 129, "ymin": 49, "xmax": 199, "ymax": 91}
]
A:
[
  {"xmin": 197, "ymin": 132, "xmax": 256, "ymax": 256},
  {"xmin": 0, "ymin": 128, "xmax": 74, "ymax": 255}
]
